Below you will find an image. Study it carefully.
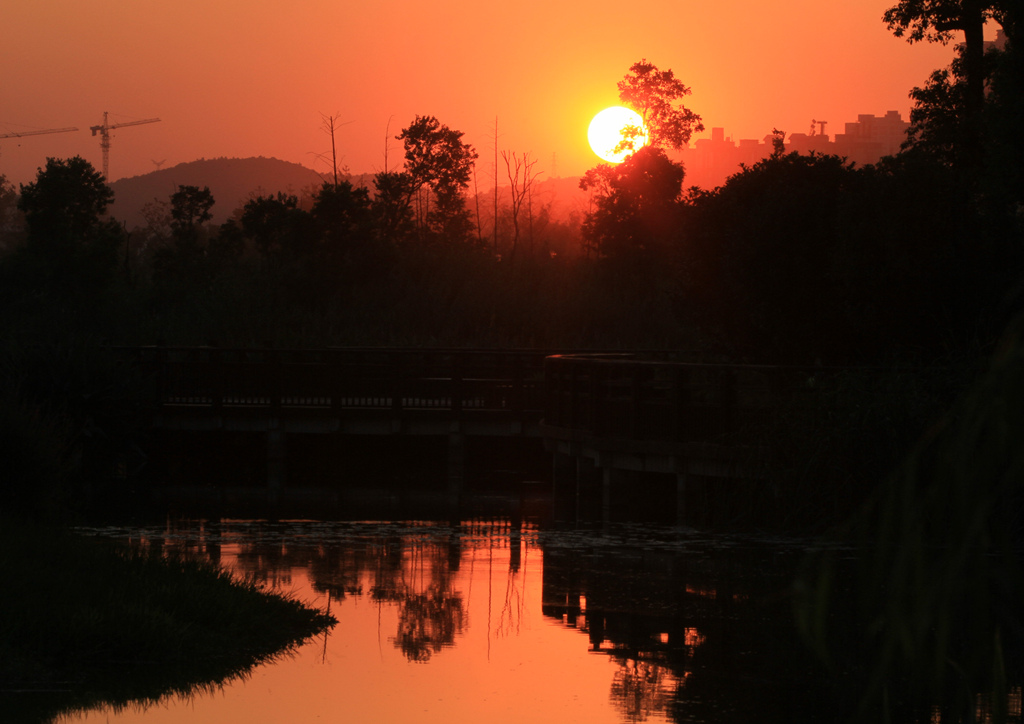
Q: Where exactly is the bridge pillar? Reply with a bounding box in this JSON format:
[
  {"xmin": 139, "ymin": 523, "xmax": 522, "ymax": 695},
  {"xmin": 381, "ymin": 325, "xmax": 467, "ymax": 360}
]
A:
[
  {"xmin": 267, "ymin": 422, "xmax": 286, "ymax": 496},
  {"xmin": 551, "ymin": 452, "xmax": 576, "ymax": 522},
  {"xmin": 602, "ymin": 467, "xmax": 612, "ymax": 524},
  {"xmin": 600, "ymin": 466, "xmax": 630, "ymax": 525},
  {"xmin": 447, "ymin": 432, "xmax": 465, "ymax": 504},
  {"xmin": 675, "ymin": 470, "xmax": 688, "ymax": 528},
  {"xmin": 575, "ymin": 455, "xmax": 597, "ymax": 523}
]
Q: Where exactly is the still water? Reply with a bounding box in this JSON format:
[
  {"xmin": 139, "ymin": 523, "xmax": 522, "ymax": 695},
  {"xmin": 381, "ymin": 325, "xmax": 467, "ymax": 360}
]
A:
[{"xmin": 61, "ymin": 519, "xmax": 831, "ymax": 724}]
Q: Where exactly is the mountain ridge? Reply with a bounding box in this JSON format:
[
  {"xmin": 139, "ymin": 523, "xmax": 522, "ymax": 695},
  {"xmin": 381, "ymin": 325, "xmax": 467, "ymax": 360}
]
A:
[
  {"xmin": 108, "ymin": 155, "xmax": 589, "ymax": 231},
  {"xmin": 109, "ymin": 156, "xmax": 326, "ymax": 228}
]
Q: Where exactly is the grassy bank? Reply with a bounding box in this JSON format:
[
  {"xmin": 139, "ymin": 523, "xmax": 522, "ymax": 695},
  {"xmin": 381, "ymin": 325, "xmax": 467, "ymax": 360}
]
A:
[{"xmin": 0, "ymin": 517, "xmax": 335, "ymax": 724}]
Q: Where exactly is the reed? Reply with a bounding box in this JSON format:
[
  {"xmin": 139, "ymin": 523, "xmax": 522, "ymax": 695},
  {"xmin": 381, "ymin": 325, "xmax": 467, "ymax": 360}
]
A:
[
  {"xmin": 0, "ymin": 518, "xmax": 335, "ymax": 723},
  {"xmin": 795, "ymin": 316, "xmax": 1024, "ymax": 721}
]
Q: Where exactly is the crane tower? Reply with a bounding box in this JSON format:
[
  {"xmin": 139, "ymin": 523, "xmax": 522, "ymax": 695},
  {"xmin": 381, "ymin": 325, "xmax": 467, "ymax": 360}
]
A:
[{"xmin": 90, "ymin": 112, "xmax": 161, "ymax": 179}]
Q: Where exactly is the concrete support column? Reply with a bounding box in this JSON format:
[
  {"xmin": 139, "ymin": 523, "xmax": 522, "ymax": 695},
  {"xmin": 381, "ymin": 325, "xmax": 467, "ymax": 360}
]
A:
[
  {"xmin": 447, "ymin": 432, "xmax": 465, "ymax": 504},
  {"xmin": 575, "ymin": 455, "xmax": 586, "ymax": 523},
  {"xmin": 675, "ymin": 470, "xmax": 688, "ymax": 528},
  {"xmin": 267, "ymin": 422, "xmax": 286, "ymax": 500},
  {"xmin": 602, "ymin": 466, "xmax": 613, "ymax": 524}
]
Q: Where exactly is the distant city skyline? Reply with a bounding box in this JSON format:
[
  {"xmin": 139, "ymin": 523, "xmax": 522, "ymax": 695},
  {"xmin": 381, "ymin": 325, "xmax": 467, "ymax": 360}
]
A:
[{"xmin": 681, "ymin": 110, "xmax": 911, "ymax": 189}]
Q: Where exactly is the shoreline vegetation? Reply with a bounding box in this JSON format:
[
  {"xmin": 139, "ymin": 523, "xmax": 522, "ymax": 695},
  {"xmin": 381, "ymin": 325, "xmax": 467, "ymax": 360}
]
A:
[{"xmin": 0, "ymin": 517, "xmax": 336, "ymax": 724}]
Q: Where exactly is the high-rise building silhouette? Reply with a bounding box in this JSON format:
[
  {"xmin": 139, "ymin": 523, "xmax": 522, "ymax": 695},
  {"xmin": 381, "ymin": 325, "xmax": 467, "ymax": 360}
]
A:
[{"xmin": 679, "ymin": 111, "xmax": 910, "ymax": 189}]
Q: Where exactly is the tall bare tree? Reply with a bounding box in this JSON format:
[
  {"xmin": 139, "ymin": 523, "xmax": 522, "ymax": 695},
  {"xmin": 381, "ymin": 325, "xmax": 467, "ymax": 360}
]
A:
[{"xmin": 502, "ymin": 150, "xmax": 541, "ymax": 263}]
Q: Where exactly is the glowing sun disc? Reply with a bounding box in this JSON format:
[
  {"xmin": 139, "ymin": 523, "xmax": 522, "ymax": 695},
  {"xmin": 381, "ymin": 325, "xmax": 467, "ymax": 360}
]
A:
[{"xmin": 588, "ymin": 106, "xmax": 648, "ymax": 163}]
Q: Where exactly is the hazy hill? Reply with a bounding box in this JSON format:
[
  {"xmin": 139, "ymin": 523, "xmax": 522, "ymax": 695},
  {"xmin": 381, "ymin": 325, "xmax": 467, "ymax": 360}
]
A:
[
  {"xmin": 108, "ymin": 155, "xmax": 591, "ymax": 231},
  {"xmin": 108, "ymin": 157, "xmax": 326, "ymax": 228}
]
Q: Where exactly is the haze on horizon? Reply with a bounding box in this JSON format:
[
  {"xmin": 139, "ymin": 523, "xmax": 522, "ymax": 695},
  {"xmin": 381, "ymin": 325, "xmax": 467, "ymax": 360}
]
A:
[{"xmin": 1, "ymin": 0, "xmax": 971, "ymax": 188}]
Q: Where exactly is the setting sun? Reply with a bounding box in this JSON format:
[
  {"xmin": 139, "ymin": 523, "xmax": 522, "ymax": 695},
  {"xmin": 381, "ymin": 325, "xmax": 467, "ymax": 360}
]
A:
[{"xmin": 588, "ymin": 106, "xmax": 648, "ymax": 163}]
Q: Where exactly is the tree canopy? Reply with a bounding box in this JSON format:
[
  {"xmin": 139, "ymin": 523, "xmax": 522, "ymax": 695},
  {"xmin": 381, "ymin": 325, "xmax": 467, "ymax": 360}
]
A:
[
  {"xmin": 397, "ymin": 115, "xmax": 478, "ymax": 243},
  {"xmin": 580, "ymin": 146, "xmax": 684, "ymax": 273},
  {"xmin": 18, "ymin": 157, "xmax": 114, "ymax": 247},
  {"xmin": 399, "ymin": 115, "xmax": 478, "ymax": 198},
  {"xmin": 170, "ymin": 185, "xmax": 215, "ymax": 241},
  {"xmin": 617, "ymin": 59, "xmax": 704, "ymax": 151}
]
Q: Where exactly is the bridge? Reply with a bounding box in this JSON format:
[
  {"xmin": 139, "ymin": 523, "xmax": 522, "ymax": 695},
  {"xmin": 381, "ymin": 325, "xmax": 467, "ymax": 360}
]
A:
[{"xmin": 120, "ymin": 347, "xmax": 795, "ymax": 523}]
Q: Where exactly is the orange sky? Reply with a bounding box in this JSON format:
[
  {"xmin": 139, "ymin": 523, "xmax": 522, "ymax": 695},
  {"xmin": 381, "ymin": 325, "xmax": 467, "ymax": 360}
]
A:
[{"xmin": 2, "ymin": 1, "xmax": 967, "ymax": 190}]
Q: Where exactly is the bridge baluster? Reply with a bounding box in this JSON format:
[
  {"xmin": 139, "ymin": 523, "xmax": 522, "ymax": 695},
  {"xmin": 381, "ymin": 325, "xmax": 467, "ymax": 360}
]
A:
[
  {"xmin": 211, "ymin": 347, "xmax": 223, "ymax": 412},
  {"xmin": 512, "ymin": 354, "xmax": 524, "ymax": 415},
  {"xmin": 269, "ymin": 349, "xmax": 282, "ymax": 415},
  {"xmin": 390, "ymin": 355, "xmax": 404, "ymax": 417},
  {"xmin": 451, "ymin": 353, "xmax": 463, "ymax": 414}
]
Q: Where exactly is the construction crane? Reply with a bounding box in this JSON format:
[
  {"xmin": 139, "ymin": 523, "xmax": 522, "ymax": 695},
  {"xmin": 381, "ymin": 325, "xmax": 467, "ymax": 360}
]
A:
[
  {"xmin": 90, "ymin": 112, "xmax": 161, "ymax": 179},
  {"xmin": 0, "ymin": 125, "xmax": 79, "ymax": 140},
  {"xmin": 0, "ymin": 125, "xmax": 79, "ymax": 152}
]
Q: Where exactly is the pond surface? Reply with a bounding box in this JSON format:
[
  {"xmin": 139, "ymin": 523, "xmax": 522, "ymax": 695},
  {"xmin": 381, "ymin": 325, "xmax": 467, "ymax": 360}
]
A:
[{"xmin": 60, "ymin": 519, "xmax": 837, "ymax": 724}]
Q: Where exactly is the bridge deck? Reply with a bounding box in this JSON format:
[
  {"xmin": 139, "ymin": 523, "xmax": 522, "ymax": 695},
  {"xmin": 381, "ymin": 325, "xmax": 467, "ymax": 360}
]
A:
[{"xmin": 116, "ymin": 346, "xmax": 853, "ymax": 522}]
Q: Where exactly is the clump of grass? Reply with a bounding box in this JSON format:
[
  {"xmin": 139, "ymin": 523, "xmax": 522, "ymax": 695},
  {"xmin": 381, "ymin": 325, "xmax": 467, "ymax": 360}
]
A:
[{"xmin": 0, "ymin": 517, "xmax": 335, "ymax": 723}]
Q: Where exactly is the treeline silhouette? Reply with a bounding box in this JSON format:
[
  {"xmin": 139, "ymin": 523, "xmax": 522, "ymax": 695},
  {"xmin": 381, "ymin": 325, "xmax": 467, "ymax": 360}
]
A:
[
  {"xmin": 0, "ymin": 36, "xmax": 1021, "ymax": 528},
  {"xmin": 0, "ymin": 149, "xmax": 1016, "ymax": 360}
]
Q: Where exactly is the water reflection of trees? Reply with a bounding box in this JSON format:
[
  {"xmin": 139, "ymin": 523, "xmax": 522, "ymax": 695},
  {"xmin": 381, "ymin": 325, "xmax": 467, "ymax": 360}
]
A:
[
  {"xmin": 393, "ymin": 586, "xmax": 465, "ymax": 661},
  {"xmin": 130, "ymin": 520, "xmax": 469, "ymax": 663},
  {"xmin": 540, "ymin": 540, "xmax": 828, "ymax": 723},
  {"xmin": 610, "ymin": 655, "xmax": 678, "ymax": 722},
  {"xmin": 373, "ymin": 531, "xmax": 465, "ymax": 662}
]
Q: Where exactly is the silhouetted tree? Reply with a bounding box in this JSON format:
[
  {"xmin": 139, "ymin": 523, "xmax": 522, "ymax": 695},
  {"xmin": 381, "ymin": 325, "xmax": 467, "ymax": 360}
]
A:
[
  {"xmin": 14, "ymin": 157, "xmax": 122, "ymax": 296},
  {"xmin": 580, "ymin": 146, "xmax": 684, "ymax": 275},
  {"xmin": 206, "ymin": 218, "xmax": 246, "ymax": 274},
  {"xmin": 682, "ymin": 152, "xmax": 863, "ymax": 362},
  {"xmin": 240, "ymin": 192, "xmax": 314, "ymax": 265},
  {"xmin": 899, "ymin": 27, "xmax": 1023, "ymax": 265},
  {"xmin": 904, "ymin": 61, "xmax": 972, "ymax": 164},
  {"xmin": 616, "ymin": 59, "xmax": 704, "ymax": 152},
  {"xmin": 398, "ymin": 115, "xmax": 478, "ymax": 244},
  {"xmin": 770, "ymin": 128, "xmax": 787, "ymax": 158},
  {"xmin": 981, "ymin": 33, "xmax": 1024, "ymax": 220},
  {"xmin": 18, "ymin": 157, "xmax": 115, "ymax": 248},
  {"xmin": 502, "ymin": 150, "xmax": 542, "ymax": 263},
  {"xmin": 372, "ymin": 170, "xmax": 417, "ymax": 244},
  {"xmin": 152, "ymin": 186, "xmax": 218, "ymax": 284},
  {"xmin": 0, "ymin": 174, "xmax": 23, "ymax": 254},
  {"xmin": 681, "ymin": 148, "xmax": 1008, "ymax": 362},
  {"xmin": 138, "ymin": 197, "xmax": 172, "ymax": 246},
  {"xmin": 310, "ymin": 180, "xmax": 385, "ymax": 282},
  {"xmin": 170, "ymin": 185, "xmax": 215, "ymax": 241},
  {"xmin": 882, "ymin": 1, "xmax": 1019, "ymax": 174},
  {"xmin": 884, "ymin": 0, "xmax": 988, "ymax": 110}
]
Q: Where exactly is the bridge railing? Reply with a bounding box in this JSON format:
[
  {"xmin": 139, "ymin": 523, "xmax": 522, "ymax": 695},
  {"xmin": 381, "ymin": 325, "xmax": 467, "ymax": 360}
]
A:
[
  {"xmin": 544, "ymin": 354, "xmax": 814, "ymax": 445},
  {"xmin": 119, "ymin": 346, "xmax": 554, "ymax": 419}
]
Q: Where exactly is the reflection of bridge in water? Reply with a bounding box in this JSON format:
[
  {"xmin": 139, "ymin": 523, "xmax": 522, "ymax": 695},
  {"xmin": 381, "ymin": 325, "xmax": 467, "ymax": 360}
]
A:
[{"xmin": 122, "ymin": 347, "xmax": 800, "ymax": 523}]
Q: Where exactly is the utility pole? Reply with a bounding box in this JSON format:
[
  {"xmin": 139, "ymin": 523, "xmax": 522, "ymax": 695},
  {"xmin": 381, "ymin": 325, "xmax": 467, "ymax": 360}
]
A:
[{"xmin": 493, "ymin": 117, "xmax": 499, "ymax": 254}]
